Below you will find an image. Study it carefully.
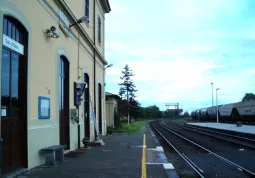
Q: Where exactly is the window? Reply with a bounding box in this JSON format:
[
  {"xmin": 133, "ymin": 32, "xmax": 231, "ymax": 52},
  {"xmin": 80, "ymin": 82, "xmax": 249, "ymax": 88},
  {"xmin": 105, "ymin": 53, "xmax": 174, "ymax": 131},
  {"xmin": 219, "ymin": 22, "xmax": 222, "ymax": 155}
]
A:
[
  {"xmin": 85, "ymin": 0, "xmax": 89, "ymax": 18},
  {"xmin": 98, "ymin": 17, "xmax": 101, "ymax": 44}
]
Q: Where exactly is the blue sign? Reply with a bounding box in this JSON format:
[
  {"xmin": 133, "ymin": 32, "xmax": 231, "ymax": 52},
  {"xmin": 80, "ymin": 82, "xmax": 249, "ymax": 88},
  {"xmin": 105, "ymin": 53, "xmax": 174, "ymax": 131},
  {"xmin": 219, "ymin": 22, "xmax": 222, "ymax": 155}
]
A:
[{"xmin": 38, "ymin": 96, "xmax": 50, "ymax": 119}]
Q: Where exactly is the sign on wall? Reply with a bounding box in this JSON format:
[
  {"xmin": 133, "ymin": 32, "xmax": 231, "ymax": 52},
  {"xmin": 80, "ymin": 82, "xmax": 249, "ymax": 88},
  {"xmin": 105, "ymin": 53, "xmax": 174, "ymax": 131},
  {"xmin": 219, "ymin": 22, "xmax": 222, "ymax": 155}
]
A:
[
  {"xmin": 3, "ymin": 34, "xmax": 24, "ymax": 55},
  {"xmin": 38, "ymin": 96, "xmax": 50, "ymax": 119},
  {"xmin": 59, "ymin": 10, "xmax": 70, "ymax": 28}
]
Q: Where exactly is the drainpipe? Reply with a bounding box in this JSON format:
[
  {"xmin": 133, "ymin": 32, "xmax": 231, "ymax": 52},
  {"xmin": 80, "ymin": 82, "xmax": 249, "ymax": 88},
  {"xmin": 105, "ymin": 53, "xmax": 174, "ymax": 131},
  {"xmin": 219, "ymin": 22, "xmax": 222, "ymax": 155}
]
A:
[
  {"xmin": 93, "ymin": 0, "xmax": 97, "ymax": 139},
  {"xmin": 77, "ymin": 33, "xmax": 81, "ymax": 148}
]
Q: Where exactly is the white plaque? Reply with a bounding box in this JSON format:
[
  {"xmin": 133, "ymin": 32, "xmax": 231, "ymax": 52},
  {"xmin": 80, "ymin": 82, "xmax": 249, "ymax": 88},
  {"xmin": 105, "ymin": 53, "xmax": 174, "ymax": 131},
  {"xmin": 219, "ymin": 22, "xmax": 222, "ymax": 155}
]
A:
[{"xmin": 3, "ymin": 34, "xmax": 24, "ymax": 55}]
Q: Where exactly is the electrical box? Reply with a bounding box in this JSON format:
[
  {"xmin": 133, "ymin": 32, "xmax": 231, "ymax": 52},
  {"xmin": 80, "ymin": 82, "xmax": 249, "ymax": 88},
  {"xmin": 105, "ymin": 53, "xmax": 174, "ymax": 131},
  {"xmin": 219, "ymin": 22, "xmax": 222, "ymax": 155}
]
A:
[
  {"xmin": 74, "ymin": 82, "xmax": 86, "ymax": 106},
  {"xmin": 70, "ymin": 109, "xmax": 78, "ymax": 118}
]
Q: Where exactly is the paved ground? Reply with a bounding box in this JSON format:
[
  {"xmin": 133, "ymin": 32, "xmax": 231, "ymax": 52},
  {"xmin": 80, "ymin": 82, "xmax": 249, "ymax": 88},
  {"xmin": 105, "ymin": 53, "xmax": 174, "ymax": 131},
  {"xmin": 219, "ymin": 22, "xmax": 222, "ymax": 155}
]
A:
[
  {"xmin": 17, "ymin": 124, "xmax": 172, "ymax": 178},
  {"xmin": 189, "ymin": 122, "xmax": 255, "ymax": 134}
]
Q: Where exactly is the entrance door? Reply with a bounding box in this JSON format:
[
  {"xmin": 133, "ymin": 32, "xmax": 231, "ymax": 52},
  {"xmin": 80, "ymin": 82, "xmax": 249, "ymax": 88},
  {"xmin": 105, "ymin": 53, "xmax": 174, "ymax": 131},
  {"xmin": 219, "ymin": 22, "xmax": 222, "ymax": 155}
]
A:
[
  {"xmin": 84, "ymin": 74, "xmax": 90, "ymax": 138},
  {"xmin": 98, "ymin": 83, "xmax": 102, "ymax": 133},
  {"xmin": 59, "ymin": 56, "xmax": 70, "ymax": 149},
  {"xmin": 1, "ymin": 16, "xmax": 27, "ymax": 174},
  {"xmin": 1, "ymin": 49, "xmax": 26, "ymax": 173}
]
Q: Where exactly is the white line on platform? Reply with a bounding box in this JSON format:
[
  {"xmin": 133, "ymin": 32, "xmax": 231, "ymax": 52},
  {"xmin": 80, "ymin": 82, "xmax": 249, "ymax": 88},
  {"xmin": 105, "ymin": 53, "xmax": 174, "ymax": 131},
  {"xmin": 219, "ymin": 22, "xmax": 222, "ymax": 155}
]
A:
[
  {"xmin": 147, "ymin": 146, "xmax": 164, "ymax": 151},
  {"xmin": 163, "ymin": 163, "xmax": 175, "ymax": 170},
  {"xmin": 146, "ymin": 163, "xmax": 175, "ymax": 170}
]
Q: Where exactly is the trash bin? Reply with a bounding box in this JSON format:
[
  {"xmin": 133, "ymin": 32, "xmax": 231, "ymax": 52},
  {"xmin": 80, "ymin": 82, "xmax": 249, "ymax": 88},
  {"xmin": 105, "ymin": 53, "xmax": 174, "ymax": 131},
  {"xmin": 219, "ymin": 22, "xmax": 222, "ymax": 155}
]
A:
[{"xmin": 0, "ymin": 138, "xmax": 3, "ymax": 168}]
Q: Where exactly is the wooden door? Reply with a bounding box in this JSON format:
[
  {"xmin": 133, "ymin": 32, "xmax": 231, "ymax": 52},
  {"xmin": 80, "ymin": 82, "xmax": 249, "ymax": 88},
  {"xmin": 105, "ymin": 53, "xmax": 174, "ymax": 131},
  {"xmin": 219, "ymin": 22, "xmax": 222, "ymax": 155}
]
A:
[
  {"xmin": 1, "ymin": 50, "xmax": 26, "ymax": 173},
  {"xmin": 98, "ymin": 83, "xmax": 102, "ymax": 133},
  {"xmin": 59, "ymin": 56, "xmax": 70, "ymax": 149},
  {"xmin": 84, "ymin": 74, "xmax": 90, "ymax": 138},
  {"xmin": 1, "ymin": 16, "xmax": 27, "ymax": 174}
]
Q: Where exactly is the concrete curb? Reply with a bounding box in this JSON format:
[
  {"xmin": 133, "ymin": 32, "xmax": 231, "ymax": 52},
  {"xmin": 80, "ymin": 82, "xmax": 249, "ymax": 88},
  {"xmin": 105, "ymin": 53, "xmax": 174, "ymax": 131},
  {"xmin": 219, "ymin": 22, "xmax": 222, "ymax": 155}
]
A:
[{"xmin": 148, "ymin": 125, "xmax": 180, "ymax": 178}]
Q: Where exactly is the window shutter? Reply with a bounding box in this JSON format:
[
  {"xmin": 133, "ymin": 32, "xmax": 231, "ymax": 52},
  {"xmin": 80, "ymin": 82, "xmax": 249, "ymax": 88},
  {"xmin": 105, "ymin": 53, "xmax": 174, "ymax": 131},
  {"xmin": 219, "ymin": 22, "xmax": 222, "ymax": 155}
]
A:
[
  {"xmin": 85, "ymin": 0, "xmax": 89, "ymax": 18},
  {"xmin": 98, "ymin": 17, "xmax": 101, "ymax": 43}
]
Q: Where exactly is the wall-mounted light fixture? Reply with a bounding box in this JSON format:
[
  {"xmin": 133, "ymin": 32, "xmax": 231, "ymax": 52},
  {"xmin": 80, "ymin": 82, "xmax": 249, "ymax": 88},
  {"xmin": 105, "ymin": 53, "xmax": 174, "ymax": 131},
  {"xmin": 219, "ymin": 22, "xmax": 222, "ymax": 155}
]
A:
[
  {"xmin": 104, "ymin": 64, "xmax": 113, "ymax": 70},
  {"xmin": 69, "ymin": 16, "xmax": 89, "ymax": 28},
  {"xmin": 46, "ymin": 26, "xmax": 60, "ymax": 39}
]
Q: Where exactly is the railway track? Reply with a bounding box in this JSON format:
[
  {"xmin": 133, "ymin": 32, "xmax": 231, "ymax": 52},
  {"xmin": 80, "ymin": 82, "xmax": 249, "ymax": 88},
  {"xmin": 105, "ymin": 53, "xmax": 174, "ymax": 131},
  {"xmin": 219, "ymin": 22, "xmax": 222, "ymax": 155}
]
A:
[
  {"xmin": 164, "ymin": 120, "xmax": 255, "ymax": 149},
  {"xmin": 151, "ymin": 121, "xmax": 255, "ymax": 178}
]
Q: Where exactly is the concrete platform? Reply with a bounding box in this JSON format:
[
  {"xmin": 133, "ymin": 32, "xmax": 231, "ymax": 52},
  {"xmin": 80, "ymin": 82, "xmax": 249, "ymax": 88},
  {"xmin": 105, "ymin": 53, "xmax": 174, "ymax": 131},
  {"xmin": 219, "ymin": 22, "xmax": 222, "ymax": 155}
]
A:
[
  {"xmin": 188, "ymin": 122, "xmax": 255, "ymax": 135},
  {"xmin": 16, "ymin": 123, "xmax": 178, "ymax": 178}
]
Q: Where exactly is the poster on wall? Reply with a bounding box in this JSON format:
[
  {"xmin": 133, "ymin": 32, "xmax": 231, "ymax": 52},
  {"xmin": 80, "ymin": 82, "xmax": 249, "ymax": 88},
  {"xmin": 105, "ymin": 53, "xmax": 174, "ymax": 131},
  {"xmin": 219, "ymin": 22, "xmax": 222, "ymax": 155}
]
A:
[
  {"xmin": 1, "ymin": 106, "xmax": 7, "ymax": 117},
  {"xmin": 38, "ymin": 96, "xmax": 50, "ymax": 119}
]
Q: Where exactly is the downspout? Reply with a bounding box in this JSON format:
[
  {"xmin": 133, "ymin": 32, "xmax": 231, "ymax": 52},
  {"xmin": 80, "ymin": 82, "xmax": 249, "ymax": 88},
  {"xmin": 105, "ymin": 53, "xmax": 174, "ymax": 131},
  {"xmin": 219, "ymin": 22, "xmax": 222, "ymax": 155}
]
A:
[
  {"xmin": 93, "ymin": 0, "xmax": 97, "ymax": 139},
  {"xmin": 77, "ymin": 33, "xmax": 80, "ymax": 148}
]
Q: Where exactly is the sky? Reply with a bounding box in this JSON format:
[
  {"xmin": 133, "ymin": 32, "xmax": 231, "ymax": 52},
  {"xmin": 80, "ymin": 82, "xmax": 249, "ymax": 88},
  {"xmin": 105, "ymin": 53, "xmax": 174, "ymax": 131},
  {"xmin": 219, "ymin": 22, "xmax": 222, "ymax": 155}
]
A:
[{"xmin": 104, "ymin": 0, "xmax": 255, "ymax": 113}]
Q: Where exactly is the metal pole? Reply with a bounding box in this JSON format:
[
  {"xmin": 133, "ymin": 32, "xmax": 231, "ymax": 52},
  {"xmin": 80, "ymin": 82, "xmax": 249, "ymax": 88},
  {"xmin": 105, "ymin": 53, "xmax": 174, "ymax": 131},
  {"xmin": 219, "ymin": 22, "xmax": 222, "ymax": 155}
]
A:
[
  {"xmin": 216, "ymin": 88, "xmax": 219, "ymax": 123},
  {"xmin": 211, "ymin": 83, "xmax": 214, "ymax": 106}
]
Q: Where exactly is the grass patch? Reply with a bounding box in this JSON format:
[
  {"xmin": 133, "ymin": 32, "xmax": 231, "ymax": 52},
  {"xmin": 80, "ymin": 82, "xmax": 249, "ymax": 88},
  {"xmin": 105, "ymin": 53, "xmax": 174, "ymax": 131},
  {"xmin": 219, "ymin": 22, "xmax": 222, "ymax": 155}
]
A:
[{"xmin": 112, "ymin": 119, "xmax": 153, "ymax": 133}]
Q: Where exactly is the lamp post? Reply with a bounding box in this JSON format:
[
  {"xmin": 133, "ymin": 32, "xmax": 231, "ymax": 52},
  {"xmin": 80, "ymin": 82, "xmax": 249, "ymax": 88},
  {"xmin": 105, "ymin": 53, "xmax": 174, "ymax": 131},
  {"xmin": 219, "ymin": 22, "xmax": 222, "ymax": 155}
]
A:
[
  {"xmin": 216, "ymin": 88, "xmax": 220, "ymax": 123},
  {"xmin": 211, "ymin": 82, "xmax": 214, "ymax": 106}
]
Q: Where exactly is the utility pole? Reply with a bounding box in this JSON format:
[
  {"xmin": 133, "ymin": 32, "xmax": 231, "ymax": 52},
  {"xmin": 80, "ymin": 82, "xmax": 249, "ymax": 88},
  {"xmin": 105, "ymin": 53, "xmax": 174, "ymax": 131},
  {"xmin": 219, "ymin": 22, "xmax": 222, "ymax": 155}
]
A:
[
  {"xmin": 216, "ymin": 88, "xmax": 220, "ymax": 123},
  {"xmin": 127, "ymin": 86, "xmax": 129, "ymax": 125}
]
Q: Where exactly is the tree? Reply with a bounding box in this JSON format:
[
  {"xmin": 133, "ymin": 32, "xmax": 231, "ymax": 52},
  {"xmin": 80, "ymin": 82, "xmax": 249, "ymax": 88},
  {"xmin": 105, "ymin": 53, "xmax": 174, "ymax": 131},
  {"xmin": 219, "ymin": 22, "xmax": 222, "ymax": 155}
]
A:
[
  {"xmin": 242, "ymin": 93, "xmax": 255, "ymax": 101},
  {"xmin": 146, "ymin": 105, "xmax": 162, "ymax": 118},
  {"xmin": 183, "ymin": 111, "xmax": 189, "ymax": 117},
  {"xmin": 118, "ymin": 65, "xmax": 138, "ymax": 124},
  {"xmin": 136, "ymin": 105, "xmax": 163, "ymax": 119}
]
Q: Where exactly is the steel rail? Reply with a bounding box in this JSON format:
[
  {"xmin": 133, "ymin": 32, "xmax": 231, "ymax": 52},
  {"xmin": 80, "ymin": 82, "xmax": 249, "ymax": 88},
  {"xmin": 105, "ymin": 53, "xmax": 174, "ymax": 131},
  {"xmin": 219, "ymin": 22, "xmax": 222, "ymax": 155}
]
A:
[
  {"xmin": 165, "ymin": 121, "xmax": 255, "ymax": 149},
  {"xmin": 168, "ymin": 120, "xmax": 255, "ymax": 142},
  {"xmin": 150, "ymin": 123, "xmax": 205, "ymax": 178},
  {"xmin": 159, "ymin": 123, "xmax": 255, "ymax": 177}
]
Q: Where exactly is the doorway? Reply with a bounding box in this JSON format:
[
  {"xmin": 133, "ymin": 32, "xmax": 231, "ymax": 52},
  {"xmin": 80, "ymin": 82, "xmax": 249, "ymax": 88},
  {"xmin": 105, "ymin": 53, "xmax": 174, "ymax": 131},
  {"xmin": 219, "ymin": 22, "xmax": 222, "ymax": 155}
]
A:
[
  {"xmin": 98, "ymin": 83, "xmax": 102, "ymax": 133},
  {"xmin": 1, "ymin": 16, "xmax": 28, "ymax": 174},
  {"xmin": 59, "ymin": 56, "xmax": 70, "ymax": 149},
  {"xmin": 84, "ymin": 73, "xmax": 90, "ymax": 139}
]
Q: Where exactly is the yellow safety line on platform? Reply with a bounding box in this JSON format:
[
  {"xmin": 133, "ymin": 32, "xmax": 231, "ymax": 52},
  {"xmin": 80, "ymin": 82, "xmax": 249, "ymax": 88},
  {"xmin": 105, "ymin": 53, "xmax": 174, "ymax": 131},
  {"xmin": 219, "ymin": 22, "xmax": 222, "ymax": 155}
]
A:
[{"xmin": 141, "ymin": 134, "xmax": 147, "ymax": 178}]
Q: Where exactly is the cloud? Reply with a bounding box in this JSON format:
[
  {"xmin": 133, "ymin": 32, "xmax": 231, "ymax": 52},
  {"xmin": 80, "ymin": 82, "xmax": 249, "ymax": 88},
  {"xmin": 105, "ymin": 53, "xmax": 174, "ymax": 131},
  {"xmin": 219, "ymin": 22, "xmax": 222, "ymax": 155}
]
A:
[{"xmin": 105, "ymin": 0, "xmax": 255, "ymax": 113}]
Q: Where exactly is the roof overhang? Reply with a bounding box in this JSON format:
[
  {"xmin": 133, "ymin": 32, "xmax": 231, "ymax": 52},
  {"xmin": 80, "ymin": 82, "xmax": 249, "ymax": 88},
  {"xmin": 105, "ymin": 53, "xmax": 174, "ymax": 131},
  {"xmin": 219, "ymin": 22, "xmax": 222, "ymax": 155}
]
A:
[
  {"xmin": 101, "ymin": 0, "xmax": 111, "ymax": 13},
  {"xmin": 105, "ymin": 92, "xmax": 120, "ymax": 99}
]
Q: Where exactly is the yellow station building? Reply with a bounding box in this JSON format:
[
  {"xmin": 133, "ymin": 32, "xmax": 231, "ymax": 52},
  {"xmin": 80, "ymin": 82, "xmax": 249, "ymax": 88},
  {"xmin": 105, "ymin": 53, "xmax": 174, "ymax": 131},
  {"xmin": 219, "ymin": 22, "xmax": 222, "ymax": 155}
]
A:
[{"xmin": 0, "ymin": 0, "xmax": 111, "ymax": 175}]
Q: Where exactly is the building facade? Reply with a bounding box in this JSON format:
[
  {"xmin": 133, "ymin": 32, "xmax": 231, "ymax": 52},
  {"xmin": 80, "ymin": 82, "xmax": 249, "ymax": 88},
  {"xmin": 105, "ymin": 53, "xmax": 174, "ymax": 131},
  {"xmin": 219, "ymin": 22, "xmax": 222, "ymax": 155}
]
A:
[
  {"xmin": 0, "ymin": 0, "xmax": 110, "ymax": 175},
  {"xmin": 105, "ymin": 92, "xmax": 119, "ymax": 128}
]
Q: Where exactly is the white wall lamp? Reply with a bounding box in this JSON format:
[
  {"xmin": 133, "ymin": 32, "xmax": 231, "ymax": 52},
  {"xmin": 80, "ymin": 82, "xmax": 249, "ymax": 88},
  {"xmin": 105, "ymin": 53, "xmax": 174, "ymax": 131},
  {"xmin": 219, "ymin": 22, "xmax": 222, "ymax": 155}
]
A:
[
  {"xmin": 69, "ymin": 16, "xmax": 89, "ymax": 28},
  {"xmin": 104, "ymin": 64, "xmax": 113, "ymax": 86},
  {"xmin": 104, "ymin": 64, "xmax": 113, "ymax": 70}
]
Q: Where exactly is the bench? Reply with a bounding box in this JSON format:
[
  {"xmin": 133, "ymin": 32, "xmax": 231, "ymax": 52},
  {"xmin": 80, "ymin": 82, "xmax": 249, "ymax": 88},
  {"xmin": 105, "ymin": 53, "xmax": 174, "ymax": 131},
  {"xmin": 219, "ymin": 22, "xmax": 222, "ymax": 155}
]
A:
[{"xmin": 40, "ymin": 145, "xmax": 66, "ymax": 165}]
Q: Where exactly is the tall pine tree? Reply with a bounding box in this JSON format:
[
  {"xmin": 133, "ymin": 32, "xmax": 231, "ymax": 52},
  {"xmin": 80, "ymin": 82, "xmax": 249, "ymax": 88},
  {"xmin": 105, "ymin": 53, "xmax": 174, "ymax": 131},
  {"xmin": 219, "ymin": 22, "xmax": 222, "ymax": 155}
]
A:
[{"xmin": 118, "ymin": 65, "xmax": 138, "ymax": 124}]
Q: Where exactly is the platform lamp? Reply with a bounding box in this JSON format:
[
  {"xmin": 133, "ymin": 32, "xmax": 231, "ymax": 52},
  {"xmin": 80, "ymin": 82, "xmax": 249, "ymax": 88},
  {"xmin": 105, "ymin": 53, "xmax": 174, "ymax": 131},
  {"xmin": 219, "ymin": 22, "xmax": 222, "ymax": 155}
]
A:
[
  {"xmin": 69, "ymin": 16, "xmax": 89, "ymax": 28},
  {"xmin": 216, "ymin": 88, "xmax": 220, "ymax": 123},
  {"xmin": 104, "ymin": 64, "xmax": 113, "ymax": 87},
  {"xmin": 104, "ymin": 64, "xmax": 113, "ymax": 70}
]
